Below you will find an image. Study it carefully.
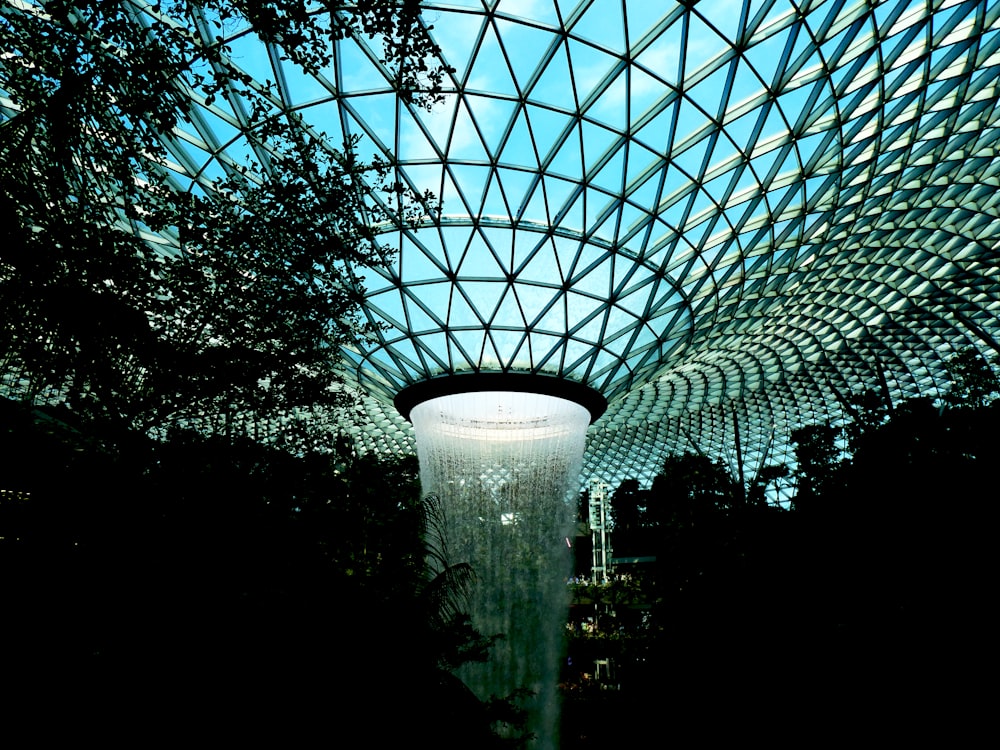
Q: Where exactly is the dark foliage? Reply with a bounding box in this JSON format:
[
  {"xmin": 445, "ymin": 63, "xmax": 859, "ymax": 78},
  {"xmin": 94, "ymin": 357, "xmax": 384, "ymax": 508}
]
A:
[
  {"xmin": 0, "ymin": 1, "xmax": 444, "ymax": 446},
  {"xmin": 0, "ymin": 398, "xmax": 502, "ymax": 746},
  {"xmin": 564, "ymin": 394, "xmax": 993, "ymax": 744}
]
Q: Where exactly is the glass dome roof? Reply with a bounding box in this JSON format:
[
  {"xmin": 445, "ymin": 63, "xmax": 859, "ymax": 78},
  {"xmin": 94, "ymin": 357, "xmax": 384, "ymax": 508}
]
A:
[{"xmin": 6, "ymin": 0, "xmax": 1000, "ymax": 494}]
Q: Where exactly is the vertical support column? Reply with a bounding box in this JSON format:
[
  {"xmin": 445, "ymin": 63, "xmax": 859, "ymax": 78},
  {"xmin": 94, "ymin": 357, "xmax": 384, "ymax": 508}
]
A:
[{"xmin": 589, "ymin": 477, "xmax": 612, "ymax": 584}]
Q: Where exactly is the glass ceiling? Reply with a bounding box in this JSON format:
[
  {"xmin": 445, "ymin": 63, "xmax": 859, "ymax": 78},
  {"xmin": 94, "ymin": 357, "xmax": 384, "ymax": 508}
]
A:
[{"xmin": 5, "ymin": 0, "xmax": 1000, "ymax": 495}]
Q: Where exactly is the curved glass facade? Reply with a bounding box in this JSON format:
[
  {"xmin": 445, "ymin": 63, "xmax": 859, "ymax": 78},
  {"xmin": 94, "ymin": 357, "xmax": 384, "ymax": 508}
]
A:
[{"xmin": 5, "ymin": 1, "xmax": 1000, "ymax": 494}]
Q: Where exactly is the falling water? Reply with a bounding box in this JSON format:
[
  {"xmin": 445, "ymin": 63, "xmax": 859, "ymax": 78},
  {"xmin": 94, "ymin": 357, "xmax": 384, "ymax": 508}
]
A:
[{"xmin": 410, "ymin": 390, "xmax": 591, "ymax": 749}]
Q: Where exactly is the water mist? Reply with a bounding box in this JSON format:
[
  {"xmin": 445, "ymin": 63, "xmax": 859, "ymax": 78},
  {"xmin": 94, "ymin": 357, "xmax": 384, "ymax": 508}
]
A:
[{"xmin": 406, "ymin": 384, "xmax": 596, "ymax": 749}]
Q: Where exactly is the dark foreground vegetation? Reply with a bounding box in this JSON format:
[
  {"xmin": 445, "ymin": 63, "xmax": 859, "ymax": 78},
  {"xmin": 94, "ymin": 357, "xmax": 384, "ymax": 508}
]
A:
[
  {"xmin": 561, "ymin": 353, "xmax": 996, "ymax": 745},
  {"xmin": 2, "ymin": 355, "xmax": 995, "ymax": 745},
  {"xmin": 0, "ymin": 399, "xmax": 520, "ymax": 746}
]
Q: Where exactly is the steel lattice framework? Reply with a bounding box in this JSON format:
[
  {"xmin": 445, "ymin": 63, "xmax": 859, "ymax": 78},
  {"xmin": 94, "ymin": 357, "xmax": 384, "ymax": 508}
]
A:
[{"xmin": 5, "ymin": 0, "xmax": 1000, "ymax": 495}]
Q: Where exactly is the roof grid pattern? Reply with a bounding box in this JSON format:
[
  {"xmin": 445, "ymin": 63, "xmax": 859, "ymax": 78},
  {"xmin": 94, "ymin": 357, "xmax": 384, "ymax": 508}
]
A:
[{"xmin": 5, "ymin": 0, "xmax": 999, "ymax": 493}]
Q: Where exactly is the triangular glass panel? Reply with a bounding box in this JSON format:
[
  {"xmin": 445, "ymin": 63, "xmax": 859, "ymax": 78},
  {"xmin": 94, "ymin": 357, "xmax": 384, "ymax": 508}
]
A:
[
  {"xmin": 414, "ymin": 333, "xmax": 451, "ymax": 370},
  {"xmin": 673, "ymin": 98, "xmax": 712, "ymax": 153},
  {"xmin": 568, "ymin": 240, "xmax": 610, "ymax": 289},
  {"xmin": 520, "ymin": 177, "xmax": 550, "ymax": 224},
  {"xmin": 447, "ymin": 285, "xmax": 484, "ymax": 328},
  {"xmin": 540, "ymin": 174, "xmax": 580, "ymax": 223},
  {"xmin": 633, "ymin": 16, "xmax": 683, "ymax": 87},
  {"xmin": 430, "ymin": 9, "xmax": 488, "ymax": 83},
  {"xmin": 571, "ymin": 0, "xmax": 626, "ymax": 51},
  {"xmin": 619, "ymin": 201, "xmax": 648, "ymax": 237},
  {"xmin": 459, "ymin": 230, "xmax": 505, "ymax": 278},
  {"xmin": 404, "ymin": 297, "xmax": 444, "ymax": 333},
  {"xmin": 548, "ymin": 123, "xmax": 585, "ymax": 179},
  {"xmin": 526, "ymin": 105, "xmax": 576, "ymax": 168},
  {"xmin": 399, "ymin": 244, "xmax": 446, "ymax": 284},
  {"xmin": 409, "ymin": 281, "xmax": 454, "ymax": 326},
  {"xmin": 722, "ymin": 104, "xmax": 765, "ymax": 157},
  {"xmin": 591, "ymin": 205, "xmax": 622, "ymax": 245},
  {"xmin": 494, "ymin": 17, "xmax": 557, "ymax": 92},
  {"xmin": 515, "ymin": 282, "xmax": 559, "ymax": 327},
  {"xmin": 773, "ymin": 149, "xmax": 804, "ymax": 195},
  {"xmin": 632, "ymin": 97, "xmax": 680, "ymax": 156},
  {"xmin": 496, "ymin": 167, "xmax": 537, "ymax": 220},
  {"xmin": 624, "ymin": 140, "xmax": 664, "ymax": 189},
  {"xmin": 537, "ymin": 291, "xmax": 567, "ymax": 334},
  {"xmin": 671, "ymin": 132, "xmax": 711, "ymax": 181},
  {"xmin": 743, "ymin": 30, "xmax": 788, "ymax": 94},
  {"xmin": 499, "ymin": 107, "xmax": 538, "ymax": 170},
  {"xmin": 527, "ymin": 332, "xmax": 564, "ymax": 367},
  {"xmin": 465, "ymin": 23, "xmax": 519, "ymax": 97},
  {"xmin": 397, "ymin": 114, "xmax": 439, "ymax": 162},
  {"xmin": 504, "ymin": 331, "xmax": 533, "ymax": 371},
  {"xmin": 781, "ymin": 24, "xmax": 822, "ymax": 91},
  {"xmin": 562, "ymin": 337, "xmax": 597, "ymax": 375},
  {"xmin": 462, "ymin": 281, "xmax": 507, "ymax": 320},
  {"xmin": 567, "ymin": 38, "xmax": 620, "ymax": 104},
  {"xmin": 389, "ymin": 337, "xmax": 424, "ymax": 373},
  {"xmin": 604, "ymin": 303, "xmax": 636, "ymax": 343},
  {"xmin": 440, "ymin": 225, "xmax": 475, "ymax": 267},
  {"xmin": 479, "ymin": 333, "xmax": 505, "ymax": 371},
  {"xmin": 465, "ymin": 93, "xmax": 519, "ymax": 159},
  {"xmin": 615, "ymin": 281, "xmax": 653, "ymax": 318},
  {"xmin": 437, "ymin": 169, "xmax": 468, "ymax": 216},
  {"xmin": 593, "ymin": 143, "xmax": 627, "ymax": 195},
  {"xmin": 529, "ymin": 38, "xmax": 574, "ymax": 107},
  {"xmin": 492, "ymin": 284, "xmax": 526, "ymax": 327},
  {"xmin": 624, "ymin": 168, "xmax": 662, "ymax": 216},
  {"xmin": 581, "ymin": 120, "xmax": 622, "ymax": 175},
  {"xmin": 624, "ymin": 64, "xmax": 670, "ymax": 129},
  {"xmin": 443, "ymin": 97, "xmax": 491, "ymax": 162},
  {"xmin": 343, "ymin": 108, "xmax": 392, "ymax": 160},
  {"xmin": 335, "ymin": 35, "xmax": 390, "ymax": 91},
  {"xmin": 367, "ymin": 288, "xmax": 406, "ymax": 329},
  {"xmin": 587, "ymin": 66, "xmax": 629, "ymax": 131},
  {"xmin": 556, "ymin": 187, "xmax": 585, "ymax": 231},
  {"xmin": 694, "ymin": 0, "xmax": 742, "ymax": 44},
  {"xmin": 518, "ymin": 236, "xmax": 565, "ymax": 283},
  {"xmin": 687, "ymin": 63, "xmax": 733, "ymax": 121},
  {"xmin": 406, "ymin": 229, "xmax": 442, "ymax": 277},
  {"xmin": 449, "ymin": 328, "xmax": 484, "ymax": 368},
  {"xmin": 684, "ymin": 11, "xmax": 730, "ymax": 78},
  {"xmin": 481, "ymin": 169, "xmax": 513, "ymax": 220},
  {"xmin": 482, "ymin": 225, "xmax": 515, "ymax": 273}
]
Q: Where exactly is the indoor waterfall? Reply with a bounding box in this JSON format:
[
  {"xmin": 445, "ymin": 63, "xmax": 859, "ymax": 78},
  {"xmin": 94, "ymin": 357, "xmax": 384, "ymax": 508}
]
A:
[{"xmin": 409, "ymin": 388, "xmax": 592, "ymax": 748}]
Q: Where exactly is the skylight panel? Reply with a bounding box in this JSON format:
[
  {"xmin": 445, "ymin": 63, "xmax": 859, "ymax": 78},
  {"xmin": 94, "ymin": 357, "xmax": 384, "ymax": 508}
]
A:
[
  {"xmin": 586, "ymin": 66, "xmax": 629, "ymax": 130},
  {"xmin": 492, "ymin": 284, "xmax": 527, "ymax": 327},
  {"xmin": 495, "ymin": 166, "xmax": 536, "ymax": 216},
  {"xmin": 446, "ymin": 287, "xmax": 483, "ymax": 332},
  {"xmin": 441, "ymin": 97, "xmax": 489, "ymax": 162},
  {"xmin": 466, "ymin": 22, "xmax": 519, "ymax": 97},
  {"xmin": 592, "ymin": 144, "xmax": 625, "ymax": 194},
  {"xmin": 632, "ymin": 16, "xmax": 684, "ymax": 87},
  {"xmin": 405, "ymin": 298, "xmax": 444, "ymax": 334},
  {"xmin": 475, "ymin": 170, "xmax": 509, "ymax": 218},
  {"xmin": 494, "ymin": 16, "xmax": 557, "ymax": 91},
  {"xmin": 566, "ymin": 37, "xmax": 622, "ymax": 105},
  {"xmin": 499, "ymin": 108, "xmax": 537, "ymax": 169},
  {"xmin": 568, "ymin": 0, "xmax": 626, "ymax": 52},
  {"xmin": 428, "ymin": 7, "xmax": 487, "ymax": 83}
]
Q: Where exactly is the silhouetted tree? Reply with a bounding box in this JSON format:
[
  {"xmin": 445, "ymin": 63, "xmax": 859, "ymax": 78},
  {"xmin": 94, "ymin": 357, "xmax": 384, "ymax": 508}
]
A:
[
  {"xmin": 1, "ymin": 1, "xmax": 446, "ymax": 446},
  {"xmin": 0, "ymin": 398, "xmax": 512, "ymax": 745},
  {"xmin": 747, "ymin": 462, "xmax": 789, "ymax": 506},
  {"xmin": 943, "ymin": 345, "xmax": 999, "ymax": 408},
  {"xmin": 789, "ymin": 421, "xmax": 844, "ymax": 511}
]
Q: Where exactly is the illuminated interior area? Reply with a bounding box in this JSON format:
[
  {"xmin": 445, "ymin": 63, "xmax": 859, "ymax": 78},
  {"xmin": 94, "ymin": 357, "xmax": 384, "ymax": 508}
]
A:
[{"xmin": 405, "ymin": 381, "xmax": 598, "ymax": 744}]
